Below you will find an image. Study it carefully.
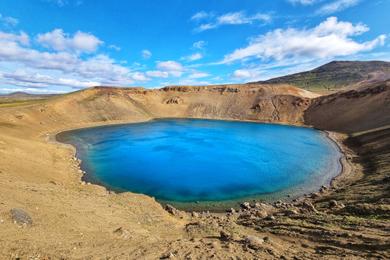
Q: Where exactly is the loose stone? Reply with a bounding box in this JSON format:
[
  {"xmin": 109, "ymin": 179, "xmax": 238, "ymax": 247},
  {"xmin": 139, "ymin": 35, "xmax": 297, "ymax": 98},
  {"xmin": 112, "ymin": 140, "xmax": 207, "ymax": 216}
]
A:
[
  {"xmin": 240, "ymin": 202, "xmax": 251, "ymax": 210},
  {"xmin": 244, "ymin": 235, "xmax": 264, "ymax": 250},
  {"xmin": 10, "ymin": 208, "xmax": 32, "ymax": 227}
]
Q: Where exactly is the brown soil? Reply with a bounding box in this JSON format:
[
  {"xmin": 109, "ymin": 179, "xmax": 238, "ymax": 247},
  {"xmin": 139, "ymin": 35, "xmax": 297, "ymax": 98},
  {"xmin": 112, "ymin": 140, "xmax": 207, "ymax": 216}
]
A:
[{"xmin": 0, "ymin": 82, "xmax": 389, "ymax": 259}]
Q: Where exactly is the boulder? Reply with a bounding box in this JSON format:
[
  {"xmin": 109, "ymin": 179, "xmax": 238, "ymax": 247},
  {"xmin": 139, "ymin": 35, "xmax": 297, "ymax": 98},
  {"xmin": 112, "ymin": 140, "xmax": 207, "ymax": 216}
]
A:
[
  {"xmin": 164, "ymin": 97, "xmax": 183, "ymax": 104},
  {"xmin": 191, "ymin": 212, "xmax": 199, "ymax": 218},
  {"xmin": 254, "ymin": 209, "xmax": 268, "ymax": 218},
  {"xmin": 10, "ymin": 208, "xmax": 32, "ymax": 226},
  {"xmin": 220, "ymin": 230, "xmax": 233, "ymax": 241},
  {"xmin": 284, "ymin": 208, "xmax": 299, "ymax": 216},
  {"xmin": 265, "ymin": 215, "xmax": 276, "ymax": 221},
  {"xmin": 240, "ymin": 202, "xmax": 251, "ymax": 210},
  {"xmin": 165, "ymin": 204, "xmax": 178, "ymax": 215},
  {"xmin": 329, "ymin": 200, "xmax": 338, "ymax": 208},
  {"xmin": 226, "ymin": 208, "xmax": 236, "ymax": 214},
  {"xmin": 302, "ymin": 201, "xmax": 318, "ymax": 213},
  {"xmin": 244, "ymin": 235, "xmax": 264, "ymax": 250}
]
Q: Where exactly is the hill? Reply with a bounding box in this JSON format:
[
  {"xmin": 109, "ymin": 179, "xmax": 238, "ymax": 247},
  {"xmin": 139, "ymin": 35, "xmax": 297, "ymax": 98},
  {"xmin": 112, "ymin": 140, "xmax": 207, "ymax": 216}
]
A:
[
  {"xmin": 251, "ymin": 60, "xmax": 390, "ymax": 91},
  {"xmin": 0, "ymin": 81, "xmax": 389, "ymax": 258}
]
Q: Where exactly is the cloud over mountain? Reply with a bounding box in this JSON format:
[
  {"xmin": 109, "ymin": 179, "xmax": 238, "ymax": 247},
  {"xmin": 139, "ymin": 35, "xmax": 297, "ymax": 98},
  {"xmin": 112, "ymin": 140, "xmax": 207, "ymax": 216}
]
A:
[{"xmin": 222, "ymin": 17, "xmax": 386, "ymax": 64}]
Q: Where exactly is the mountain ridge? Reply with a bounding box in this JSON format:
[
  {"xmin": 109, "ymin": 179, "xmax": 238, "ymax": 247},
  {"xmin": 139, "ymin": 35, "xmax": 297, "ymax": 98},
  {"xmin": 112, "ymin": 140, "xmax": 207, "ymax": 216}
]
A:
[{"xmin": 250, "ymin": 60, "xmax": 390, "ymax": 91}]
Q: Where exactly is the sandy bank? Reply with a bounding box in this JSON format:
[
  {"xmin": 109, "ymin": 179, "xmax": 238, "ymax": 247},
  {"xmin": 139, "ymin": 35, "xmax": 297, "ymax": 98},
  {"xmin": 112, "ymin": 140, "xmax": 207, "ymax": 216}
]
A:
[{"xmin": 0, "ymin": 82, "xmax": 388, "ymax": 259}]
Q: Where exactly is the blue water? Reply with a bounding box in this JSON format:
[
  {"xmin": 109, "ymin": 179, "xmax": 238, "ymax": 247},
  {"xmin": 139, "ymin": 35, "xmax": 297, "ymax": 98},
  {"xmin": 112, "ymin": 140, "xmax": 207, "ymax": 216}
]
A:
[{"xmin": 57, "ymin": 119, "xmax": 341, "ymax": 203}]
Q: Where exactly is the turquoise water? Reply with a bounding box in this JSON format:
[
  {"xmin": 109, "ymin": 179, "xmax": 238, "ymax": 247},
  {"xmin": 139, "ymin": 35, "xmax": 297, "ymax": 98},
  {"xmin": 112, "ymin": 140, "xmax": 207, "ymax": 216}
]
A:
[{"xmin": 57, "ymin": 119, "xmax": 341, "ymax": 205}]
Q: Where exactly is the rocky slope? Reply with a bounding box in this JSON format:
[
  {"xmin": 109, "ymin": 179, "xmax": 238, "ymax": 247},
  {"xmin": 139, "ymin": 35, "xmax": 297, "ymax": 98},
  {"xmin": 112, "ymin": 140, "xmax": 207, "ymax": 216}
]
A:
[
  {"xmin": 305, "ymin": 80, "xmax": 390, "ymax": 133},
  {"xmin": 0, "ymin": 81, "xmax": 389, "ymax": 259},
  {"xmin": 252, "ymin": 61, "xmax": 390, "ymax": 92}
]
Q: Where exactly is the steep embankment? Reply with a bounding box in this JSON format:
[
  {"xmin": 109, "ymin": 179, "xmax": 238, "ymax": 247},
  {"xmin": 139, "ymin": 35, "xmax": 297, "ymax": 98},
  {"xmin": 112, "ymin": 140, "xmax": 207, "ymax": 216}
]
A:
[
  {"xmin": 0, "ymin": 84, "xmax": 315, "ymax": 140},
  {"xmin": 305, "ymin": 80, "xmax": 390, "ymax": 133}
]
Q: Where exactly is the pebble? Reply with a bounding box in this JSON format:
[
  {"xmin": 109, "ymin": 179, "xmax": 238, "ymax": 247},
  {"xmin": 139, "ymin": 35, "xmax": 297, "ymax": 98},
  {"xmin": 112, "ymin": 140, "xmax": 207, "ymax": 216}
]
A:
[
  {"xmin": 161, "ymin": 252, "xmax": 176, "ymax": 259},
  {"xmin": 10, "ymin": 208, "xmax": 32, "ymax": 227}
]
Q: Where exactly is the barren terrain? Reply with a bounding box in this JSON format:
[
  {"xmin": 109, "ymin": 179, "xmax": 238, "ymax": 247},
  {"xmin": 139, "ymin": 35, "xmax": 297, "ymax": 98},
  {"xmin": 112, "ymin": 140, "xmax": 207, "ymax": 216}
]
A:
[{"xmin": 0, "ymin": 82, "xmax": 389, "ymax": 259}]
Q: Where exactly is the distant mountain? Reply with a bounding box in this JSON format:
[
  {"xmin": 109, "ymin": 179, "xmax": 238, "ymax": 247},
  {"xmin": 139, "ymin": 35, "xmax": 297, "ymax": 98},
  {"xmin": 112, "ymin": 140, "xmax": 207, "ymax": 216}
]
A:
[
  {"xmin": 0, "ymin": 91, "xmax": 37, "ymax": 97},
  {"xmin": 251, "ymin": 61, "xmax": 390, "ymax": 91},
  {"xmin": 0, "ymin": 92, "xmax": 57, "ymax": 103}
]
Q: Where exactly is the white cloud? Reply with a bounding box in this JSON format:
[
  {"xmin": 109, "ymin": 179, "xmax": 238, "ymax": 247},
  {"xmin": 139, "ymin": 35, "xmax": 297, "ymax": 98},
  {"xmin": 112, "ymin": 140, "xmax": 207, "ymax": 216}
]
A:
[
  {"xmin": 156, "ymin": 61, "xmax": 184, "ymax": 77},
  {"xmin": 217, "ymin": 12, "xmax": 271, "ymax": 25},
  {"xmin": 232, "ymin": 69, "xmax": 260, "ymax": 80},
  {"xmin": 222, "ymin": 17, "xmax": 386, "ymax": 64},
  {"xmin": 182, "ymin": 52, "xmax": 203, "ymax": 62},
  {"xmin": 45, "ymin": 0, "xmax": 83, "ymax": 7},
  {"xmin": 193, "ymin": 40, "xmax": 207, "ymax": 49},
  {"xmin": 37, "ymin": 29, "xmax": 103, "ymax": 53},
  {"xmin": 142, "ymin": 49, "xmax": 152, "ymax": 59},
  {"xmin": 193, "ymin": 11, "xmax": 271, "ymax": 32},
  {"xmin": 47, "ymin": 0, "xmax": 68, "ymax": 6},
  {"xmin": 0, "ymin": 30, "xmax": 149, "ymax": 89},
  {"xmin": 317, "ymin": 0, "xmax": 360, "ymax": 15},
  {"xmin": 171, "ymin": 79, "xmax": 211, "ymax": 86},
  {"xmin": 288, "ymin": 0, "xmax": 317, "ymax": 5},
  {"xmin": 146, "ymin": 70, "xmax": 169, "ymax": 78},
  {"xmin": 108, "ymin": 44, "xmax": 121, "ymax": 51},
  {"xmin": 0, "ymin": 14, "xmax": 19, "ymax": 27},
  {"xmin": 0, "ymin": 31, "xmax": 30, "ymax": 45},
  {"xmin": 0, "ymin": 69, "xmax": 100, "ymax": 88},
  {"xmin": 197, "ymin": 23, "xmax": 217, "ymax": 32},
  {"xmin": 188, "ymin": 71, "xmax": 209, "ymax": 79},
  {"xmin": 191, "ymin": 11, "xmax": 213, "ymax": 21},
  {"xmin": 130, "ymin": 72, "xmax": 148, "ymax": 81}
]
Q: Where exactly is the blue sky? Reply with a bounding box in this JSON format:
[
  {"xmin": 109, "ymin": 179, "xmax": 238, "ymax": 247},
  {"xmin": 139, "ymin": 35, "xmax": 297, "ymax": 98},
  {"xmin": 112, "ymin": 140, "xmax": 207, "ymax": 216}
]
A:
[{"xmin": 0, "ymin": 0, "xmax": 389, "ymax": 93}]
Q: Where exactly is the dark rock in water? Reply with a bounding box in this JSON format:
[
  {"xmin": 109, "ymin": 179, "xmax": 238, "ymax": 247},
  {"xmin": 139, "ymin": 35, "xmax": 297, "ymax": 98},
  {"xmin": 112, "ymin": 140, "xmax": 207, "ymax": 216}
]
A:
[
  {"xmin": 10, "ymin": 208, "xmax": 32, "ymax": 226},
  {"xmin": 244, "ymin": 235, "xmax": 264, "ymax": 250}
]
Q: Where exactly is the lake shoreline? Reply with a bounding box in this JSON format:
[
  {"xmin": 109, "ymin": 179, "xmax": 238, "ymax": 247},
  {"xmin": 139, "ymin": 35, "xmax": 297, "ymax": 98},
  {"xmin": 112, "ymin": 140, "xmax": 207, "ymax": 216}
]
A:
[{"xmin": 53, "ymin": 118, "xmax": 350, "ymax": 212}]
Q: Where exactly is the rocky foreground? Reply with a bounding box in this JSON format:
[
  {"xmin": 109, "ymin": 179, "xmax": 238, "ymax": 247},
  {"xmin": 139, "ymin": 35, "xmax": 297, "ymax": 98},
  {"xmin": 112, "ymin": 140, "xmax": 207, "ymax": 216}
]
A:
[{"xmin": 0, "ymin": 81, "xmax": 389, "ymax": 259}]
